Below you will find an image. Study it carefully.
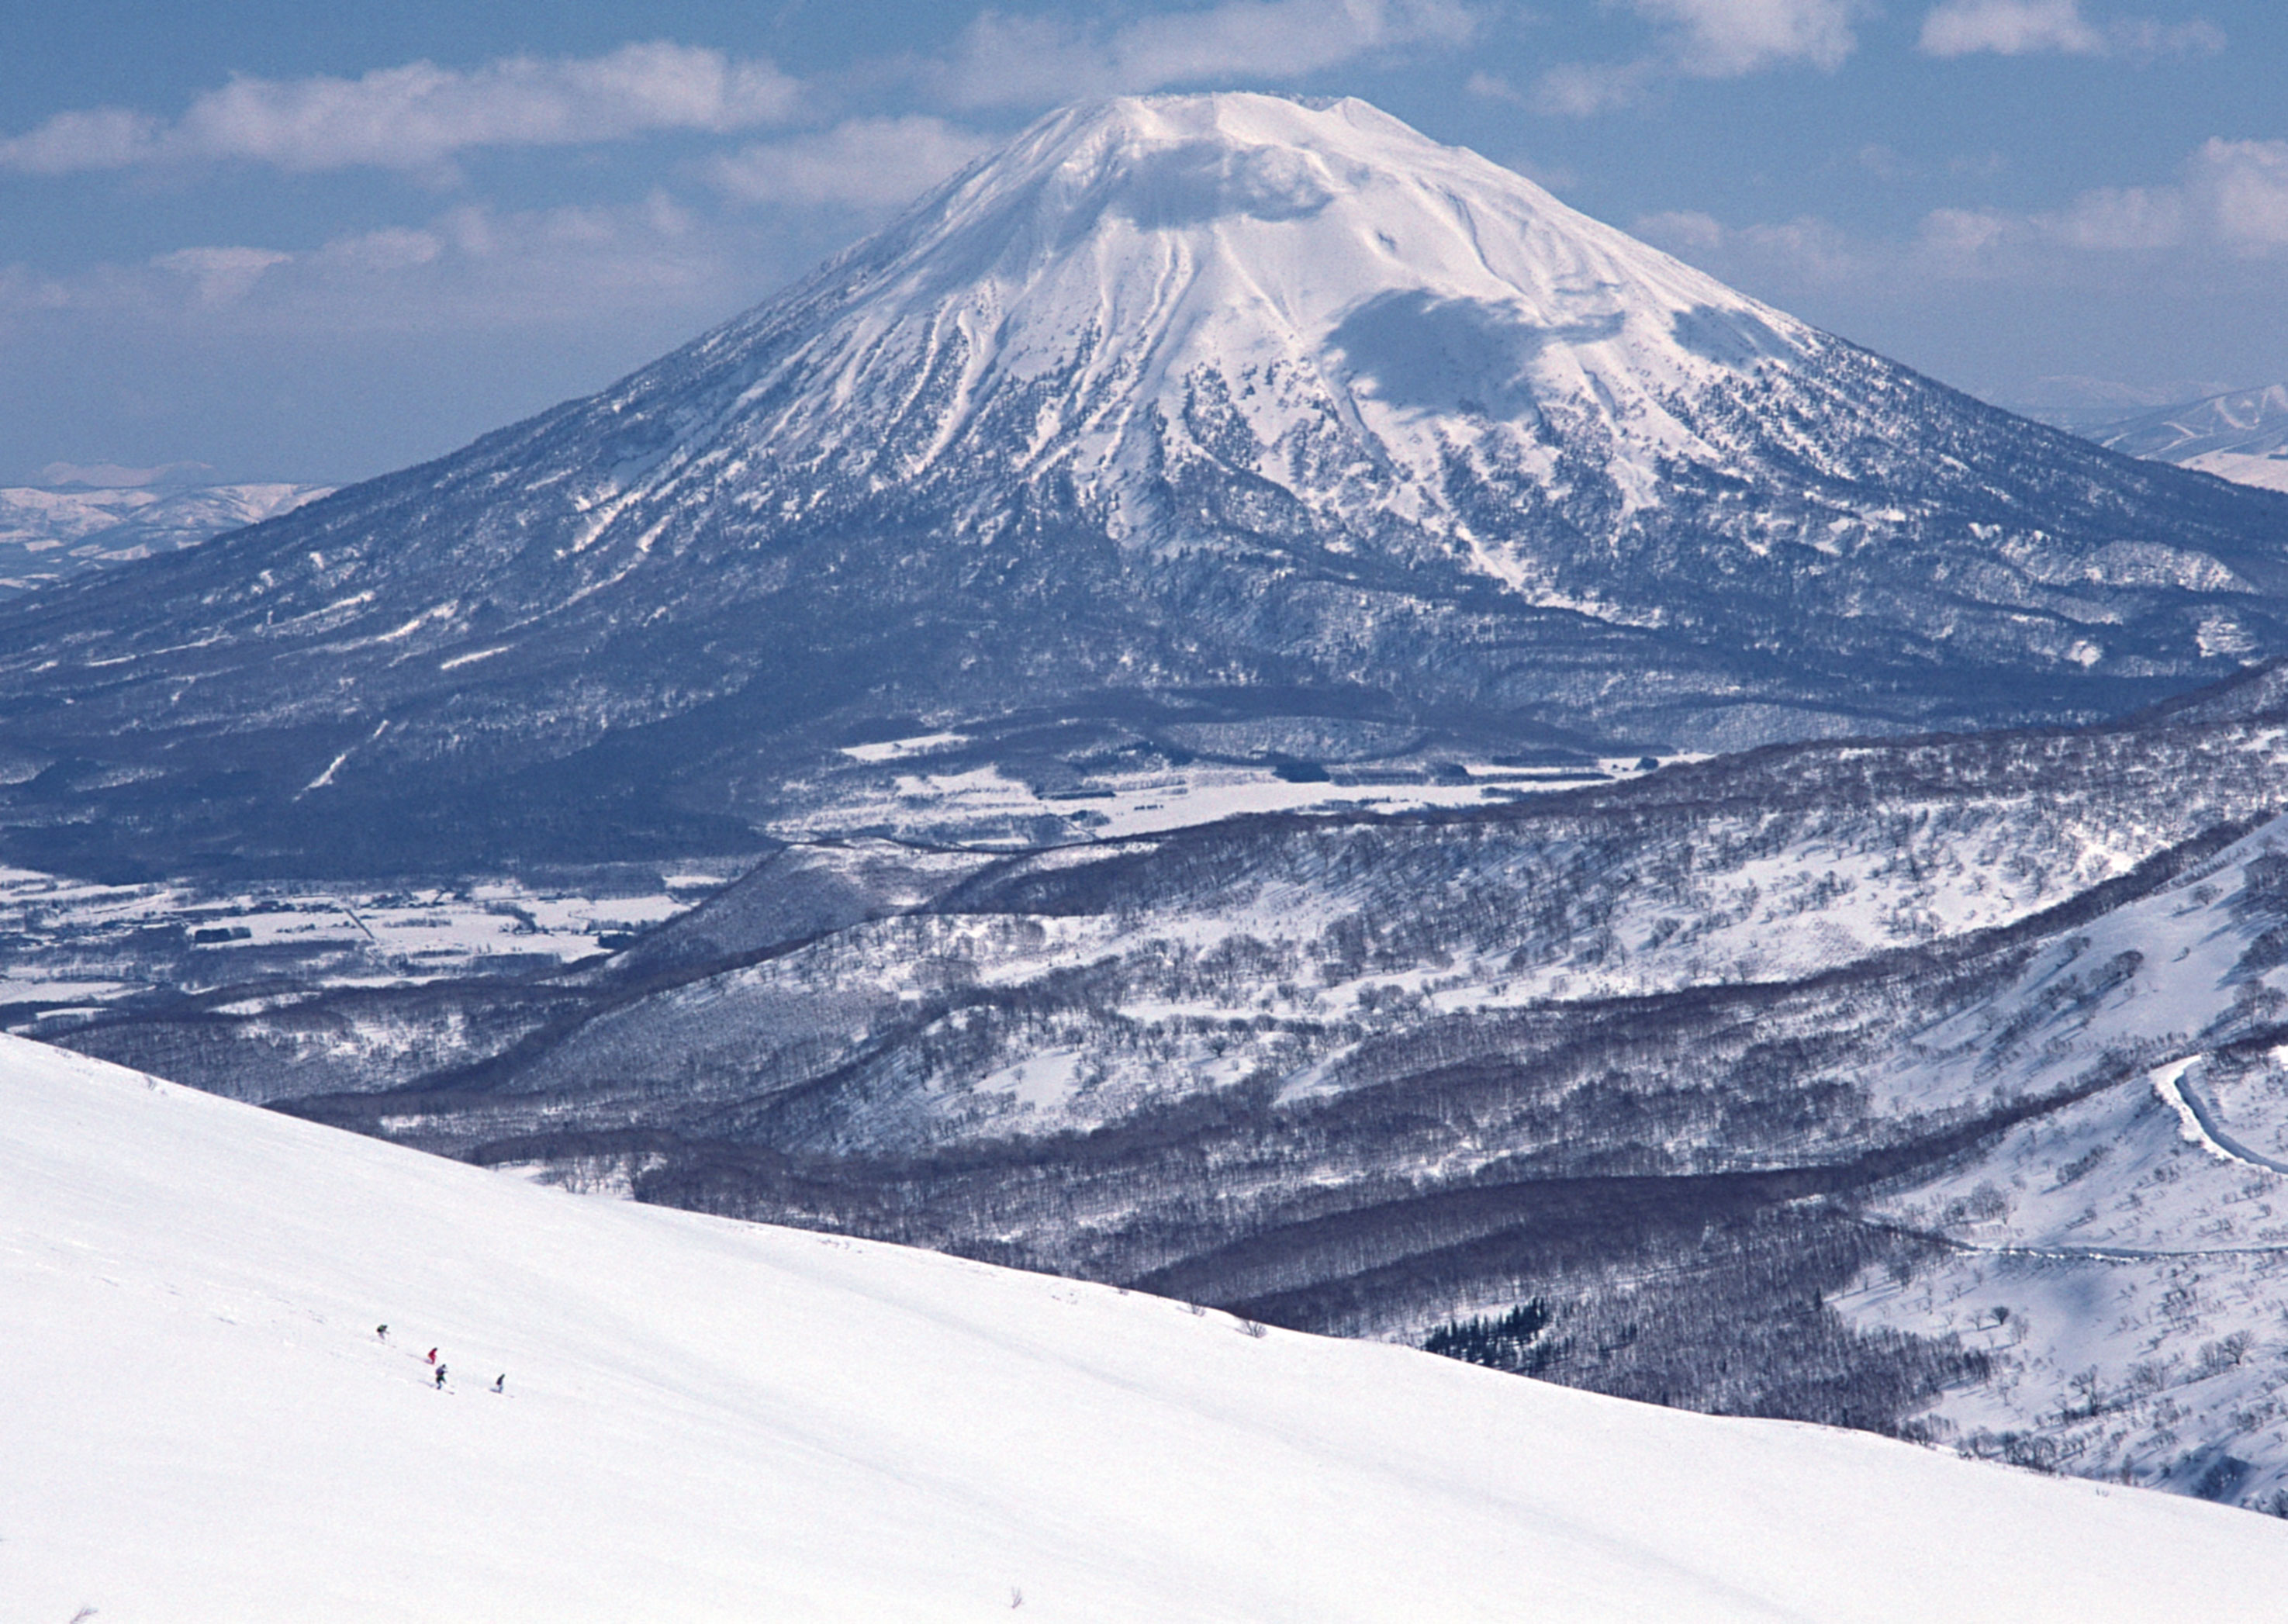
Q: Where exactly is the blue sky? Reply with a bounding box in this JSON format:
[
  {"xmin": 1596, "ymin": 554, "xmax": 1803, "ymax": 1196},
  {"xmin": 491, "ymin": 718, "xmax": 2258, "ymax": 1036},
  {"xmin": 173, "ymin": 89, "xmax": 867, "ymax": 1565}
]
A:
[{"xmin": 3, "ymin": 1, "xmax": 2282, "ymax": 483}]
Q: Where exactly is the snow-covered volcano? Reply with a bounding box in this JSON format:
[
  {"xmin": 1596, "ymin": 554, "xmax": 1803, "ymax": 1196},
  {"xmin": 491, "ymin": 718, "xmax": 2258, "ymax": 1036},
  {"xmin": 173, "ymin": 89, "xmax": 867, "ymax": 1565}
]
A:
[
  {"xmin": 638, "ymin": 92, "xmax": 1823, "ymax": 596},
  {"xmin": 10, "ymin": 1028, "xmax": 2288, "ymax": 1620},
  {"xmin": 5, "ymin": 93, "xmax": 2288, "ymax": 878}
]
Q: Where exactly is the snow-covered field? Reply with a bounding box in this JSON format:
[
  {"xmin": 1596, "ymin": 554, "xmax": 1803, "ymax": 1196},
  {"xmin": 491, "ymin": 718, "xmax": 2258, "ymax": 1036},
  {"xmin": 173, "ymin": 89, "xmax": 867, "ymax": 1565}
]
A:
[
  {"xmin": 0, "ymin": 860, "xmax": 748, "ymax": 1026},
  {"xmin": 777, "ymin": 750, "xmax": 1673, "ymax": 845},
  {"xmin": 7, "ymin": 1031, "xmax": 2287, "ymax": 1621}
]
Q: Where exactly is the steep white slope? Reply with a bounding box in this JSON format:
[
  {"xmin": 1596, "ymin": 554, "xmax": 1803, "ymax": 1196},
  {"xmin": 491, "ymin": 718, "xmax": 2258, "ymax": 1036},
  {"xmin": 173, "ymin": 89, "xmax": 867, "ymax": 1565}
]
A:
[
  {"xmin": 6, "ymin": 1032, "xmax": 2287, "ymax": 1622},
  {"xmin": 638, "ymin": 92, "xmax": 1809, "ymax": 598}
]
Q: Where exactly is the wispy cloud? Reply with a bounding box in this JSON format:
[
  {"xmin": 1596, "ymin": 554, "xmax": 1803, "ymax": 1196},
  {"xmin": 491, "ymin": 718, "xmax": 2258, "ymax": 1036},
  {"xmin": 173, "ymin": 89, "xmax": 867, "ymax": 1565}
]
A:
[
  {"xmin": 928, "ymin": 0, "xmax": 1477, "ymax": 109},
  {"xmin": 0, "ymin": 42, "xmax": 802, "ymax": 175},
  {"xmin": 1916, "ymin": 1, "xmax": 2222, "ymax": 60},
  {"xmin": 2198, "ymin": 139, "xmax": 2288, "ymax": 249},
  {"xmin": 1637, "ymin": 208, "xmax": 1865, "ymax": 282},
  {"xmin": 0, "ymin": 192, "xmax": 832, "ymax": 479},
  {"xmin": 708, "ymin": 117, "xmax": 995, "ymax": 209},
  {"xmin": 0, "ymin": 192, "xmax": 759, "ymax": 340},
  {"xmin": 1643, "ymin": 0, "xmax": 1861, "ymax": 74},
  {"xmin": 1638, "ymin": 136, "xmax": 2288, "ymax": 295},
  {"xmin": 151, "ymin": 246, "xmax": 294, "ymax": 306},
  {"xmin": 1916, "ymin": 139, "xmax": 2288, "ymax": 271},
  {"xmin": 1533, "ymin": 0, "xmax": 1865, "ymax": 116}
]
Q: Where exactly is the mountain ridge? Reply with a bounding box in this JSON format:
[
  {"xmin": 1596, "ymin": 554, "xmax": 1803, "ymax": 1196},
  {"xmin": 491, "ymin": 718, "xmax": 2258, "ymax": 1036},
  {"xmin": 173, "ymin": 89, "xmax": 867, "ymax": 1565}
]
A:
[{"xmin": 0, "ymin": 476, "xmax": 330, "ymax": 594}]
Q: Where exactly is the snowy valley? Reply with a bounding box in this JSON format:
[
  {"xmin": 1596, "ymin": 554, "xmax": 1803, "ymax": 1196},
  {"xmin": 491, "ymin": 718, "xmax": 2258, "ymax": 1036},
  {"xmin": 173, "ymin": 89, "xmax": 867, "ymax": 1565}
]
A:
[{"xmin": 26, "ymin": 655, "xmax": 2288, "ymax": 1518}]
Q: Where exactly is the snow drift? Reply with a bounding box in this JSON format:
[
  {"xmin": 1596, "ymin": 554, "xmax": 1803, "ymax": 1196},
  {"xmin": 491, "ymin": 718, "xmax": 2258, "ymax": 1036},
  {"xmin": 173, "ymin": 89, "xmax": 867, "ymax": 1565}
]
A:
[{"xmin": 5, "ymin": 1030, "xmax": 2286, "ymax": 1621}]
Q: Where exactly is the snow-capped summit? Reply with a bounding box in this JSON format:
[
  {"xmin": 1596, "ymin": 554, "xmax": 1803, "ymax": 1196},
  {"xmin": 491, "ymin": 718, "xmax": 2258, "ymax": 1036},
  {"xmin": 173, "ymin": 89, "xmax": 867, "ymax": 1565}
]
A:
[
  {"xmin": 5, "ymin": 93, "xmax": 2288, "ymax": 878},
  {"xmin": 634, "ymin": 92, "xmax": 1814, "ymax": 593}
]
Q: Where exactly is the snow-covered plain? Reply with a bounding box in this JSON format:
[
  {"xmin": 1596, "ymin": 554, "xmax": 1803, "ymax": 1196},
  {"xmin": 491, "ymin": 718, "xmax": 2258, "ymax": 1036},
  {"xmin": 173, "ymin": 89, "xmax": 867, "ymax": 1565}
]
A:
[
  {"xmin": 9, "ymin": 1031, "xmax": 2286, "ymax": 1621},
  {"xmin": 0, "ymin": 859, "xmax": 748, "ymax": 1029},
  {"xmin": 772, "ymin": 751, "xmax": 1669, "ymax": 845}
]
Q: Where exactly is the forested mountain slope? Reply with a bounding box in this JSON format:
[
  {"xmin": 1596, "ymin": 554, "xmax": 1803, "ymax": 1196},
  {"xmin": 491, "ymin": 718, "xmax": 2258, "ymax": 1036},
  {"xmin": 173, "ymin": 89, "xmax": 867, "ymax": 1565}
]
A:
[{"xmin": 37, "ymin": 661, "xmax": 2288, "ymax": 1512}]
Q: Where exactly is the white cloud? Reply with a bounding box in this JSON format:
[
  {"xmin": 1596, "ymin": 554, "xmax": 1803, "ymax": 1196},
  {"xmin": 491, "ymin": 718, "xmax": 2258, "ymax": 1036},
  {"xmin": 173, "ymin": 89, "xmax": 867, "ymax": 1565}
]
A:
[
  {"xmin": 2043, "ymin": 184, "xmax": 2186, "ymax": 250},
  {"xmin": 1536, "ymin": 0, "xmax": 1864, "ymax": 114},
  {"xmin": 0, "ymin": 42, "xmax": 801, "ymax": 174},
  {"xmin": 0, "ymin": 107, "xmax": 163, "ymax": 174},
  {"xmin": 709, "ymin": 117, "xmax": 995, "ymax": 209},
  {"xmin": 153, "ymin": 246, "xmax": 293, "ymax": 306},
  {"xmin": 1902, "ymin": 188, "xmax": 2193, "ymax": 279},
  {"xmin": 0, "ymin": 195, "xmax": 832, "ymax": 481},
  {"xmin": 1920, "ymin": 0, "xmax": 2103, "ymax": 55},
  {"xmin": 1647, "ymin": 136, "xmax": 2288, "ymax": 298},
  {"xmin": 1906, "ymin": 206, "xmax": 2024, "ymax": 275},
  {"xmin": 1637, "ymin": 0, "xmax": 1861, "ymax": 76},
  {"xmin": 1533, "ymin": 60, "xmax": 1664, "ymax": 116},
  {"xmin": 1993, "ymin": 140, "xmax": 2288, "ymax": 259},
  {"xmin": 0, "ymin": 192, "xmax": 769, "ymax": 344},
  {"xmin": 1917, "ymin": 1, "xmax": 2222, "ymax": 60},
  {"xmin": 1636, "ymin": 208, "xmax": 1730, "ymax": 251},
  {"xmin": 312, "ymin": 226, "xmax": 447, "ymax": 275},
  {"xmin": 2196, "ymin": 138, "xmax": 2288, "ymax": 249},
  {"xmin": 931, "ymin": 0, "xmax": 1477, "ymax": 109}
]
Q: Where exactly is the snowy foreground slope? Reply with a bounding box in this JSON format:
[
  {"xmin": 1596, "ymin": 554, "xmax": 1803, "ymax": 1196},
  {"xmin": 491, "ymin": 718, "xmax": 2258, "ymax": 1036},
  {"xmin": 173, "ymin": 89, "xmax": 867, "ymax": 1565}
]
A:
[{"xmin": 7, "ymin": 1032, "xmax": 2288, "ymax": 1622}]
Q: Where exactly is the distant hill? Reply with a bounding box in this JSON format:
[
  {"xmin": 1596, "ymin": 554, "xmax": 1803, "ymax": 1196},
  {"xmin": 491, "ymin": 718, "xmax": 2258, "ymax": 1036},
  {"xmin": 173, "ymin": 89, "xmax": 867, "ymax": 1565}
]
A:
[
  {"xmin": 0, "ymin": 474, "xmax": 331, "ymax": 593},
  {"xmin": 2092, "ymin": 384, "xmax": 2288, "ymax": 494}
]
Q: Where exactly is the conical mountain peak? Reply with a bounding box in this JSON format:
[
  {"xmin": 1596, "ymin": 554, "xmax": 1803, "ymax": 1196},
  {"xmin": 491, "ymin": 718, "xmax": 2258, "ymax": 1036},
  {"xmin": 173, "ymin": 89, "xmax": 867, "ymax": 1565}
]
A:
[
  {"xmin": 3, "ymin": 94, "xmax": 2285, "ymax": 879},
  {"xmin": 596, "ymin": 90, "xmax": 1820, "ymax": 582}
]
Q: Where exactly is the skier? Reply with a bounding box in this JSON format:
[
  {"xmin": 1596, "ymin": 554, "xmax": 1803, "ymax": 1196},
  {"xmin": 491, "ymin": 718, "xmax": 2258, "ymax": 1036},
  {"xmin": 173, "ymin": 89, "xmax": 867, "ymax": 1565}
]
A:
[
  {"xmin": 426, "ymin": 1346, "xmax": 437, "ymax": 1364},
  {"xmin": 492, "ymin": 1373, "xmax": 506, "ymax": 1394},
  {"xmin": 435, "ymin": 1363, "xmax": 448, "ymax": 1390},
  {"xmin": 376, "ymin": 1324, "xmax": 389, "ymax": 1342}
]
